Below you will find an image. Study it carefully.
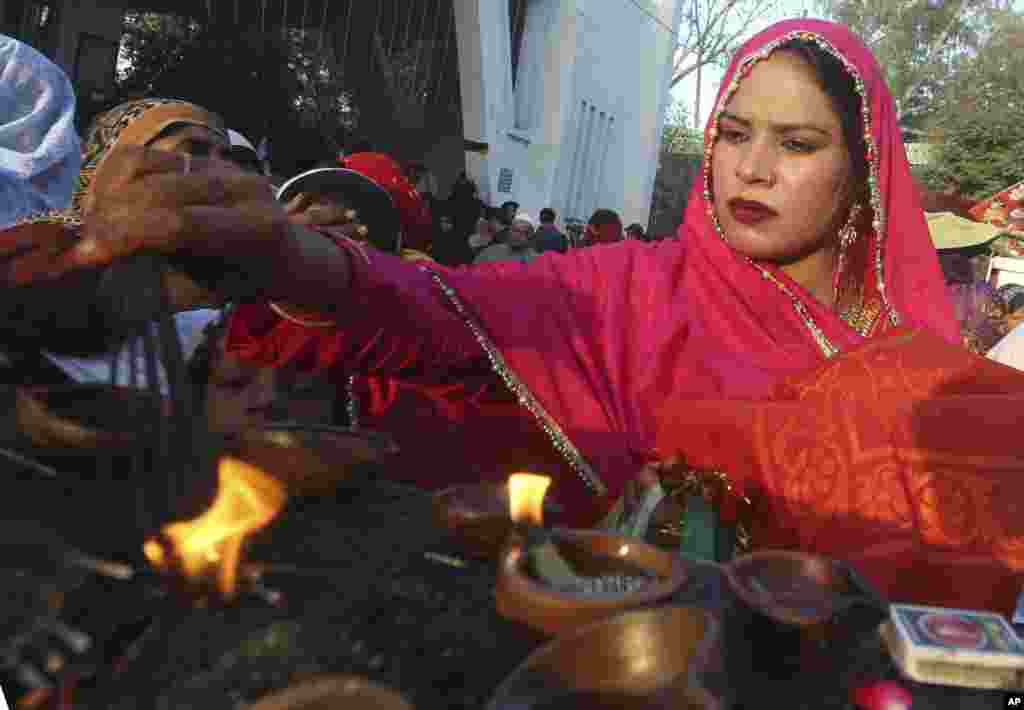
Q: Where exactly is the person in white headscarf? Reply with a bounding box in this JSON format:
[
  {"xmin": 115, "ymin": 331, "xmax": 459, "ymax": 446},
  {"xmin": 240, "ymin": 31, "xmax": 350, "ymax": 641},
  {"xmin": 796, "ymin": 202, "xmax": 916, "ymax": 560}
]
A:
[{"xmin": 0, "ymin": 34, "xmax": 80, "ymax": 229}]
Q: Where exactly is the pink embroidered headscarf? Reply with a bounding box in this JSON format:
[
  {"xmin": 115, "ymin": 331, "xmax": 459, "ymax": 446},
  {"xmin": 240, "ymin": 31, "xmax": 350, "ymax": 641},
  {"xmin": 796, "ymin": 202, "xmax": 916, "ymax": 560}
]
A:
[{"xmin": 437, "ymin": 18, "xmax": 958, "ymax": 514}]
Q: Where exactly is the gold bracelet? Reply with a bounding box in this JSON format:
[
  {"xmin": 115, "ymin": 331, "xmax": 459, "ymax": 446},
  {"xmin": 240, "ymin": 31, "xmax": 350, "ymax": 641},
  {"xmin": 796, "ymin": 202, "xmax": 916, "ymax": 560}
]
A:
[{"xmin": 269, "ymin": 302, "xmax": 335, "ymax": 329}]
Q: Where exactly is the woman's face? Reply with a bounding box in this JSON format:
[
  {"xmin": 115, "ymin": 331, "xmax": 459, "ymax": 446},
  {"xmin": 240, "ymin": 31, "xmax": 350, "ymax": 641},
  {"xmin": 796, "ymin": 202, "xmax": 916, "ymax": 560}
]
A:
[
  {"xmin": 711, "ymin": 51, "xmax": 853, "ymax": 269},
  {"xmin": 205, "ymin": 341, "xmax": 279, "ymax": 438}
]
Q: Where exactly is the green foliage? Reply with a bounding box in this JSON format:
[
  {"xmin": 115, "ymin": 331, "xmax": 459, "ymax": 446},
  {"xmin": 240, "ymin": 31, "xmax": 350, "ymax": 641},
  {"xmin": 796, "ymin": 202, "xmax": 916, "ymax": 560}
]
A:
[
  {"xmin": 917, "ymin": 8, "xmax": 1024, "ymax": 198},
  {"xmin": 661, "ymin": 99, "xmax": 703, "ymax": 156},
  {"xmin": 817, "ymin": 0, "xmax": 1006, "ymax": 124},
  {"xmin": 112, "ymin": 12, "xmax": 353, "ymax": 177},
  {"xmin": 117, "ymin": 12, "xmax": 202, "ymax": 96},
  {"xmin": 918, "ymin": 87, "xmax": 1024, "ymax": 199},
  {"xmin": 818, "ymin": 2, "xmax": 1024, "ymax": 199}
]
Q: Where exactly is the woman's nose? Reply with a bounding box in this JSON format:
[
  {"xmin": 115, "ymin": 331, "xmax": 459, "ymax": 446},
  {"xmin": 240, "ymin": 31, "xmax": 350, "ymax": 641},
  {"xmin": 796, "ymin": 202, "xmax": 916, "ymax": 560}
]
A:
[{"xmin": 735, "ymin": 140, "xmax": 775, "ymax": 186}]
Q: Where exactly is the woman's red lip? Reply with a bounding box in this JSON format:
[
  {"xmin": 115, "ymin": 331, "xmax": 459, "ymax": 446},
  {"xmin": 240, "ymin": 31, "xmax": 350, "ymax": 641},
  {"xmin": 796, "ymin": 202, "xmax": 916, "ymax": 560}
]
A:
[
  {"xmin": 728, "ymin": 199, "xmax": 777, "ymax": 225},
  {"xmin": 729, "ymin": 199, "xmax": 776, "ymax": 214}
]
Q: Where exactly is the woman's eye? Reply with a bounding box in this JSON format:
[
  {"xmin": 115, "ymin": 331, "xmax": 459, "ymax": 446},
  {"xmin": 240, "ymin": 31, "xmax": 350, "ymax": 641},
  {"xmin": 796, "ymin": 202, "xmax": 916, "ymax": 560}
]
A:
[
  {"xmin": 719, "ymin": 129, "xmax": 747, "ymax": 144},
  {"xmin": 783, "ymin": 139, "xmax": 816, "ymax": 153}
]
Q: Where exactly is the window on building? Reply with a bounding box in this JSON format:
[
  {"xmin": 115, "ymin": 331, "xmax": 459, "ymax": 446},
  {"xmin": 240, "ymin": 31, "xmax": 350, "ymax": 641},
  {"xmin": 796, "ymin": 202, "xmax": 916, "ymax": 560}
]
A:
[
  {"xmin": 563, "ymin": 99, "xmax": 616, "ymax": 222},
  {"xmin": 509, "ymin": 0, "xmax": 528, "ymax": 88}
]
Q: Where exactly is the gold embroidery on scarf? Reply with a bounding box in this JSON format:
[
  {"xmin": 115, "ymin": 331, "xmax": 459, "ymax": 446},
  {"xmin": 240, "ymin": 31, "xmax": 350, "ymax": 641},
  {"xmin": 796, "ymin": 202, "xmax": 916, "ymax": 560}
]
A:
[{"xmin": 839, "ymin": 297, "xmax": 883, "ymax": 337}]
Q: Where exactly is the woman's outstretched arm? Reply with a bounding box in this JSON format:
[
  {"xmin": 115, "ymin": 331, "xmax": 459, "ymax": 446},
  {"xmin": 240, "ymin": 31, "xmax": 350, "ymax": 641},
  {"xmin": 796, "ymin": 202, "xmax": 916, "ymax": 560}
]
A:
[{"xmin": 0, "ymin": 147, "xmax": 488, "ymax": 378}]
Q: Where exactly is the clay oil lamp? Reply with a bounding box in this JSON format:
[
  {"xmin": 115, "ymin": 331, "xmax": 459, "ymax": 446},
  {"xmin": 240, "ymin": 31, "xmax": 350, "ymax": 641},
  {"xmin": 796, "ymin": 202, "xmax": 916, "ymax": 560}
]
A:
[
  {"xmin": 495, "ymin": 474, "xmax": 687, "ymax": 637},
  {"xmin": 248, "ymin": 674, "xmax": 413, "ymax": 710},
  {"xmin": 432, "ymin": 479, "xmax": 562, "ymax": 560},
  {"xmin": 725, "ymin": 550, "xmax": 887, "ymax": 631},
  {"xmin": 723, "ymin": 550, "xmax": 888, "ymax": 671},
  {"xmin": 233, "ymin": 423, "xmax": 399, "ymax": 497},
  {"xmin": 487, "ymin": 606, "xmax": 727, "ymax": 710}
]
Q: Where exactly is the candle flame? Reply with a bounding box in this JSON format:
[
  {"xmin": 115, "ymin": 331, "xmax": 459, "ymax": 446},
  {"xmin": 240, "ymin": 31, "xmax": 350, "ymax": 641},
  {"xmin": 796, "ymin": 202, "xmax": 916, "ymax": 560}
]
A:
[
  {"xmin": 143, "ymin": 457, "xmax": 287, "ymax": 598},
  {"xmin": 508, "ymin": 473, "xmax": 551, "ymax": 526}
]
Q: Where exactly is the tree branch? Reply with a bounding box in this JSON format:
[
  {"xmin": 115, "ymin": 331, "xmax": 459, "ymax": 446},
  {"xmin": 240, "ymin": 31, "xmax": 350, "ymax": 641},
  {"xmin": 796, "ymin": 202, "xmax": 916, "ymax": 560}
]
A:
[
  {"xmin": 671, "ymin": 0, "xmax": 778, "ymax": 87},
  {"xmin": 894, "ymin": 0, "xmax": 971, "ymax": 118}
]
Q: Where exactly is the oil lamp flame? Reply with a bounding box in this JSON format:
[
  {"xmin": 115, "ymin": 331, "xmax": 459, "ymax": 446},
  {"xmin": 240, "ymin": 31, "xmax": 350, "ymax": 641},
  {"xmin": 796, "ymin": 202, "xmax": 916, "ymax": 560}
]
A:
[
  {"xmin": 508, "ymin": 473, "xmax": 551, "ymax": 527},
  {"xmin": 143, "ymin": 456, "xmax": 287, "ymax": 598}
]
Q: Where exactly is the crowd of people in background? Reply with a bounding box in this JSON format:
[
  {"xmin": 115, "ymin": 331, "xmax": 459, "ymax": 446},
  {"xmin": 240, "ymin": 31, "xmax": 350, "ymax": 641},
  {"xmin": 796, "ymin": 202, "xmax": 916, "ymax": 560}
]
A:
[{"xmin": 419, "ymin": 180, "xmax": 668, "ymax": 267}]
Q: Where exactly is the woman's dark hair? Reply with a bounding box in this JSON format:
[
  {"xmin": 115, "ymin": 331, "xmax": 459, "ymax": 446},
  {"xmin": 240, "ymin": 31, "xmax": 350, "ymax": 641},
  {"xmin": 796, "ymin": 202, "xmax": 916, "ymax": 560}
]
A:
[
  {"xmin": 778, "ymin": 39, "xmax": 869, "ymax": 201},
  {"xmin": 589, "ymin": 208, "xmax": 622, "ymax": 227}
]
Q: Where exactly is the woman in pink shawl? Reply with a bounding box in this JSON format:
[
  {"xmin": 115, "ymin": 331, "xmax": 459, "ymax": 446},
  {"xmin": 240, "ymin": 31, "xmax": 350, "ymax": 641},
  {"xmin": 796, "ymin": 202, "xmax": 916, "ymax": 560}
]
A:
[{"xmin": 14, "ymin": 19, "xmax": 1024, "ymax": 613}]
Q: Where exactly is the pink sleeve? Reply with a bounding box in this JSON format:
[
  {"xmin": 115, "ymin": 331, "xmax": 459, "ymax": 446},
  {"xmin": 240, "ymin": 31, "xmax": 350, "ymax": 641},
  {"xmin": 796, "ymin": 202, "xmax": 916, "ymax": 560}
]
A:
[{"xmin": 225, "ymin": 237, "xmax": 486, "ymax": 381}]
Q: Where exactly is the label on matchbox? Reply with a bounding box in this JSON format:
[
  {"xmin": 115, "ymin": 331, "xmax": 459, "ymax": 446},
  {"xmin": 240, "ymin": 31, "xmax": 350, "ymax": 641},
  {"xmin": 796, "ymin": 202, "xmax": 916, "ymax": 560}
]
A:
[{"xmin": 880, "ymin": 604, "xmax": 1024, "ymax": 690}]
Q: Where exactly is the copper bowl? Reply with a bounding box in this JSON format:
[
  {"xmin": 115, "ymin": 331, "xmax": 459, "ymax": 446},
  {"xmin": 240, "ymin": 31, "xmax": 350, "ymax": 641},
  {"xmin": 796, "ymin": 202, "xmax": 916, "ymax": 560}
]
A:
[
  {"xmin": 15, "ymin": 384, "xmax": 161, "ymax": 451},
  {"xmin": 233, "ymin": 424, "xmax": 398, "ymax": 497},
  {"xmin": 486, "ymin": 606, "xmax": 726, "ymax": 710},
  {"xmin": 432, "ymin": 483, "xmax": 564, "ymax": 560},
  {"xmin": 496, "ymin": 528, "xmax": 688, "ymax": 637},
  {"xmin": 724, "ymin": 550, "xmax": 886, "ymax": 629},
  {"xmin": 432, "ymin": 483, "xmax": 516, "ymax": 559},
  {"xmin": 246, "ymin": 674, "xmax": 412, "ymax": 709}
]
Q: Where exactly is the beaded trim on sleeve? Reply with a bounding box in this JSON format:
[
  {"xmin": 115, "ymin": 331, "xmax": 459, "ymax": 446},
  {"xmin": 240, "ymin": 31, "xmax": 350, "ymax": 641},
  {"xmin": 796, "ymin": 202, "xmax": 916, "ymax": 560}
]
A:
[
  {"xmin": 268, "ymin": 302, "xmax": 336, "ymax": 328},
  {"xmin": 16, "ymin": 210, "xmax": 83, "ymax": 227},
  {"xmin": 345, "ymin": 375, "xmax": 361, "ymax": 430},
  {"xmin": 702, "ymin": 30, "xmax": 899, "ymax": 358},
  {"xmin": 419, "ymin": 265, "xmax": 607, "ymax": 497}
]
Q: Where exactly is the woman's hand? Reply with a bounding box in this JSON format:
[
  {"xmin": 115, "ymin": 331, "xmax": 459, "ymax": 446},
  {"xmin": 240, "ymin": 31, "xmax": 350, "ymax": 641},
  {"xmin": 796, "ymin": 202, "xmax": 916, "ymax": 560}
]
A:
[
  {"xmin": 2, "ymin": 147, "xmax": 356, "ymax": 312},
  {"xmin": 284, "ymin": 191, "xmax": 369, "ymax": 241},
  {"xmin": 0, "ymin": 147, "xmax": 289, "ymax": 293},
  {"xmin": 78, "ymin": 146, "xmax": 289, "ymax": 271}
]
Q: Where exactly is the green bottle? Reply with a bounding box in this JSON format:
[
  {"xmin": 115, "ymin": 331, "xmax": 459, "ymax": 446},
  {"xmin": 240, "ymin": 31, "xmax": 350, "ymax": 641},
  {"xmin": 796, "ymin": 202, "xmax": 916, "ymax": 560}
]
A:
[{"xmin": 679, "ymin": 494, "xmax": 717, "ymax": 562}]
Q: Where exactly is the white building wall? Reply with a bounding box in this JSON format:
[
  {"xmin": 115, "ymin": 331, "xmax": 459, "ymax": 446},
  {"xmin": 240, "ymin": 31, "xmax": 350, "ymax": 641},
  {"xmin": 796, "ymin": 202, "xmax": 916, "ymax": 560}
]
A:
[{"xmin": 455, "ymin": 0, "xmax": 681, "ymax": 228}]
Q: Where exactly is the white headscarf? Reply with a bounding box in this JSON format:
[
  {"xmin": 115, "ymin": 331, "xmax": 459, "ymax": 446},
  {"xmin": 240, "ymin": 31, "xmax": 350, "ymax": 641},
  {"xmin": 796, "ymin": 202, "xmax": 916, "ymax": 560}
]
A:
[
  {"xmin": 0, "ymin": 34, "xmax": 80, "ymax": 229},
  {"xmin": 512, "ymin": 212, "xmax": 536, "ymax": 229}
]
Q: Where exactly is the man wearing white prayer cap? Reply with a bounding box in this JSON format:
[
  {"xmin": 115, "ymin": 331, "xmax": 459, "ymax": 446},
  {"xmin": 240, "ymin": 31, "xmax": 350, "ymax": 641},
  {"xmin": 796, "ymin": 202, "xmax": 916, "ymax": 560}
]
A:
[{"xmin": 473, "ymin": 211, "xmax": 540, "ymax": 264}]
